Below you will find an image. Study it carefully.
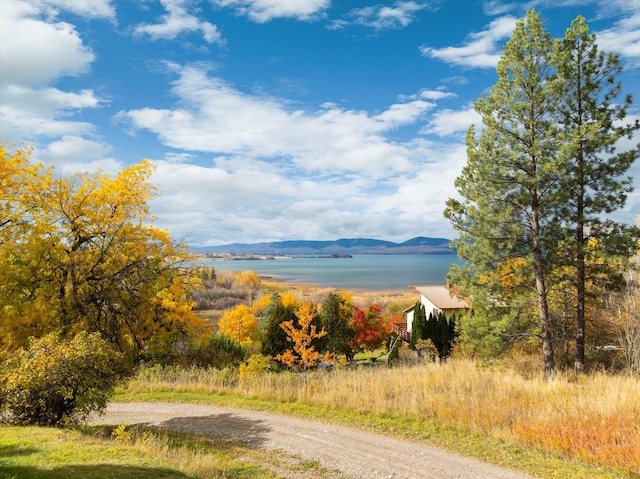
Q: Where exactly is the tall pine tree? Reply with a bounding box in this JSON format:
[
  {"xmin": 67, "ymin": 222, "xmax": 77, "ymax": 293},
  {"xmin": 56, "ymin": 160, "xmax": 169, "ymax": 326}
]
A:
[
  {"xmin": 445, "ymin": 10, "xmax": 563, "ymax": 377},
  {"xmin": 555, "ymin": 16, "xmax": 640, "ymax": 372}
]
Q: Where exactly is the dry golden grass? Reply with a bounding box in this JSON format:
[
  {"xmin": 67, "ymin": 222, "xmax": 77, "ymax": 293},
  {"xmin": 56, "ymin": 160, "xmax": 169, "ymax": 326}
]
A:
[{"xmin": 126, "ymin": 359, "xmax": 640, "ymax": 476}]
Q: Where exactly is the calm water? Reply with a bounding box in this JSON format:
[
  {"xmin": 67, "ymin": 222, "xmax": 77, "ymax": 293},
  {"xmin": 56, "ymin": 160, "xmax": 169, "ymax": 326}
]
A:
[{"xmin": 198, "ymin": 254, "xmax": 463, "ymax": 290}]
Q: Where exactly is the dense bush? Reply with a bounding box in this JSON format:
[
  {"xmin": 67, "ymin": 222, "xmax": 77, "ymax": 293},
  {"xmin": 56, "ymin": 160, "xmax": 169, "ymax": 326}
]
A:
[
  {"xmin": 183, "ymin": 333, "xmax": 248, "ymax": 368},
  {"xmin": 0, "ymin": 331, "xmax": 130, "ymax": 426}
]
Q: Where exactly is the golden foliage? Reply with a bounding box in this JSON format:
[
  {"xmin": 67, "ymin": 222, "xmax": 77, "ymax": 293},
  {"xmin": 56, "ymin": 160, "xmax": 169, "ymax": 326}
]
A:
[
  {"xmin": 479, "ymin": 257, "xmax": 531, "ymax": 298},
  {"xmin": 1, "ymin": 331, "xmax": 129, "ymax": 425},
  {"xmin": 235, "ymin": 270, "xmax": 261, "ymax": 290},
  {"xmin": 280, "ymin": 292, "xmax": 298, "ymax": 308},
  {"xmin": 252, "ymin": 293, "xmax": 273, "ymax": 315},
  {"xmin": 238, "ymin": 353, "xmax": 272, "ymax": 381},
  {"xmin": 275, "ymin": 302, "xmax": 327, "ymax": 372},
  {"xmin": 0, "ymin": 144, "xmax": 204, "ymax": 358},
  {"xmin": 218, "ymin": 304, "xmax": 258, "ymax": 344}
]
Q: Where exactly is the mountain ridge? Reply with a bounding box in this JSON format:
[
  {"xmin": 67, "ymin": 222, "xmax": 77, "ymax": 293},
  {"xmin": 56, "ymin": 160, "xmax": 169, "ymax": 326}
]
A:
[{"xmin": 191, "ymin": 236, "xmax": 454, "ymax": 255}]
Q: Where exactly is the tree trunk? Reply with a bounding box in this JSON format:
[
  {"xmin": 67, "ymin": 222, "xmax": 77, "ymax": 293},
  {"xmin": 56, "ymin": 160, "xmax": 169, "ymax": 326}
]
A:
[
  {"xmin": 575, "ymin": 218, "xmax": 586, "ymax": 373},
  {"xmin": 532, "ymin": 212, "xmax": 556, "ymax": 378},
  {"xmin": 574, "ymin": 82, "xmax": 586, "ymax": 374}
]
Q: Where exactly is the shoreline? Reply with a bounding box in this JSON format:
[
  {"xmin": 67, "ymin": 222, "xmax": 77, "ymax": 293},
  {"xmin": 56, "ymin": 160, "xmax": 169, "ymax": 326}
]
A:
[
  {"xmin": 259, "ymin": 275, "xmax": 417, "ymax": 305},
  {"xmin": 201, "ymin": 254, "xmax": 458, "ymax": 291}
]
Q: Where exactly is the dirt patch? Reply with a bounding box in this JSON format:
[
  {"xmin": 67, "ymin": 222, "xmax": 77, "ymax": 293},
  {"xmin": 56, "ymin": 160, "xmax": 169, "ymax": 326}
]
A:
[{"xmin": 90, "ymin": 402, "xmax": 537, "ymax": 479}]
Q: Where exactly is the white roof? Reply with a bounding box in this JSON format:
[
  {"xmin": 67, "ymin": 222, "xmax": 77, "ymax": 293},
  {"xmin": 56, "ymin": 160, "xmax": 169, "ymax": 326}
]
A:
[{"xmin": 414, "ymin": 285, "xmax": 468, "ymax": 309}]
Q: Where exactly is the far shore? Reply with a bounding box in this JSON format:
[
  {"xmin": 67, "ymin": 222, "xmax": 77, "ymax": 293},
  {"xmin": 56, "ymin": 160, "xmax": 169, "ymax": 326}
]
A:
[{"xmin": 258, "ymin": 275, "xmax": 418, "ymax": 305}]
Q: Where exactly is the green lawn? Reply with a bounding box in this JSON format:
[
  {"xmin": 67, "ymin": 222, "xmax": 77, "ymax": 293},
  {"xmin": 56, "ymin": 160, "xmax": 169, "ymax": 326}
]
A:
[{"xmin": 0, "ymin": 424, "xmax": 343, "ymax": 479}]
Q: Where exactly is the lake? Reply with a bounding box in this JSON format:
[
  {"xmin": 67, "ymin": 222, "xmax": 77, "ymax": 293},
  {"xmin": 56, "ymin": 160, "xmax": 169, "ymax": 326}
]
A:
[{"xmin": 197, "ymin": 254, "xmax": 464, "ymax": 290}]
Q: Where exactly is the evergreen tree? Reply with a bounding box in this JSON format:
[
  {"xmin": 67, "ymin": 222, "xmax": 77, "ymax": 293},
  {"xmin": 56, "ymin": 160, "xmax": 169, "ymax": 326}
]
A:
[
  {"xmin": 448, "ymin": 313, "xmax": 457, "ymax": 345},
  {"xmin": 410, "ymin": 302, "xmax": 426, "ymax": 347},
  {"xmin": 259, "ymin": 292, "xmax": 280, "ymax": 331},
  {"xmin": 425, "ymin": 312, "xmax": 435, "ymax": 346},
  {"xmin": 445, "ymin": 10, "xmax": 563, "ymax": 377},
  {"xmin": 555, "ymin": 16, "xmax": 640, "ymax": 372},
  {"xmin": 261, "ymin": 300, "xmax": 296, "ymax": 357},
  {"xmin": 436, "ymin": 311, "xmax": 450, "ymax": 358},
  {"xmin": 321, "ymin": 291, "xmax": 354, "ymax": 357}
]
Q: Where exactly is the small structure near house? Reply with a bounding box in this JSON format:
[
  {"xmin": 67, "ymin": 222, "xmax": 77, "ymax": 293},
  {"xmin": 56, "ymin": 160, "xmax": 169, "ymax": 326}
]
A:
[{"xmin": 391, "ymin": 285, "xmax": 469, "ymax": 341}]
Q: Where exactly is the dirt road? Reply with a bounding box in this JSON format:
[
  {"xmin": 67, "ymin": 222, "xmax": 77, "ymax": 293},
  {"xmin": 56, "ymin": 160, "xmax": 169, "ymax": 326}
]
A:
[{"xmin": 90, "ymin": 402, "xmax": 537, "ymax": 479}]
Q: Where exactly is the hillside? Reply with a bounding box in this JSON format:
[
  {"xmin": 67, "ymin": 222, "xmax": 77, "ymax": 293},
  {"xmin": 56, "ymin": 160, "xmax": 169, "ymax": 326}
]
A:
[{"xmin": 192, "ymin": 236, "xmax": 454, "ymax": 255}]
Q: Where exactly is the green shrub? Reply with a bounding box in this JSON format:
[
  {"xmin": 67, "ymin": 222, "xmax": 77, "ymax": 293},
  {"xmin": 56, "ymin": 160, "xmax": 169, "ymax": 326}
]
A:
[
  {"xmin": 239, "ymin": 353, "xmax": 273, "ymax": 381},
  {"xmin": 0, "ymin": 331, "xmax": 130, "ymax": 426},
  {"xmin": 183, "ymin": 333, "xmax": 247, "ymax": 368}
]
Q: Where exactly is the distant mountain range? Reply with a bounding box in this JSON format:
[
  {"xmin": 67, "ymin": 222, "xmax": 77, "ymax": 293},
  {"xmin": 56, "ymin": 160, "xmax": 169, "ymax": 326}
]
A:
[{"xmin": 191, "ymin": 236, "xmax": 454, "ymax": 256}]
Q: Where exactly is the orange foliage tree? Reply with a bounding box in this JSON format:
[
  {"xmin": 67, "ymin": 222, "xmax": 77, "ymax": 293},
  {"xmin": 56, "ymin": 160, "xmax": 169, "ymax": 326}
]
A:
[
  {"xmin": 350, "ymin": 303, "xmax": 388, "ymax": 356},
  {"xmin": 276, "ymin": 302, "xmax": 327, "ymax": 372}
]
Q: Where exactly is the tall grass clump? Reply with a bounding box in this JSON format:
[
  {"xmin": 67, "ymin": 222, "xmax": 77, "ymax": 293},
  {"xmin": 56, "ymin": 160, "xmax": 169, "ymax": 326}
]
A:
[{"xmin": 124, "ymin": 359, "xmax": 640, "ymax": 475}]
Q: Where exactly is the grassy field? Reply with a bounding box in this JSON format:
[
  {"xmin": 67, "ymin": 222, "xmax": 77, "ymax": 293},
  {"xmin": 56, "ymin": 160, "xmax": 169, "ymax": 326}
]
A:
[
  {"xmin": 117, "ymin": 358, "xmax": 639, "ymax": 479},
  {"xmin": 2, "ymin": 358, "xmax": 638, "ymax": 479},
  {"xmin": 0, "ymin": 423, "xmax": 345, "ymax": 478}
]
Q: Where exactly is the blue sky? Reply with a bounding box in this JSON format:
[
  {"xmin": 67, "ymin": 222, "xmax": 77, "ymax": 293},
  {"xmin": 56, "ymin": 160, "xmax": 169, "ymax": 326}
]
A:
[{"xmin": 1, "ymin": 0, "xmax": 639, "ymax": 246}]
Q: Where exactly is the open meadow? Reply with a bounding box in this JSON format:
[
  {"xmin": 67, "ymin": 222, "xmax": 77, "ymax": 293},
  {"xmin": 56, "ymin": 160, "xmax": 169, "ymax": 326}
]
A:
[{"xmin": 120, "ymin": 358, "xmax": 640, "ymax": 479}]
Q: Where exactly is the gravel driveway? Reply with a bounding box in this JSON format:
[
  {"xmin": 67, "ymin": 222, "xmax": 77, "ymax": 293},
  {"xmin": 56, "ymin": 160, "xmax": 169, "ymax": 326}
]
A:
[{"xmin": 90, "ymin": 402, "xmax": 537, "ymax": 479}]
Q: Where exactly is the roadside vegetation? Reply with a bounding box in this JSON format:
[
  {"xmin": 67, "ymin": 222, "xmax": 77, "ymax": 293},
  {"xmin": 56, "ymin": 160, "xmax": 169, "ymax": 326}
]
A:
[
  {"xmin": 0, "ymin": 424, "xmax": 341, "ymax": 478},
  {"xmin": 119, "ymin": 358, "xmax": 639, "ymax": 479}
]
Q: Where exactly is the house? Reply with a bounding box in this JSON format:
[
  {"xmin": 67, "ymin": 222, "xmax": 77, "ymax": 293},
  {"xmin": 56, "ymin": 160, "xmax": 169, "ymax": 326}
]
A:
[{"xmin": 390, "ymin": 285, "xmax": 469, "ymax": 341}]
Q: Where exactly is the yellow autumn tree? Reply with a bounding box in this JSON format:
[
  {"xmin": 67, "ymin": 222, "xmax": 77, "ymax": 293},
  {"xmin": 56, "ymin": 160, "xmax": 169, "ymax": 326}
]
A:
[
  {"xmin": 218, "ymin": 304, "xmax": 258, "ymax": 344},
  {"xmin": 235, "ymin": 270, "xmax": 261, "ymax": 306},
  {"xmin": 276, "ymin": 302, "xmax": 327, "ymax": 372},
  {"xmin": 0, "ymin": 144, "xmax": 44, "ymax": 244},
  {"xmin": 1, "ymin": 145, "xmax": 53, "ymax": 349},
  {"xmin": 0, "ymin": 144, "xmax": 205, "ymax": 359},
  {"xmin": 280, "ymin": 292, "xmax": 298, "ymax": 307},
  {"xmin": 236, "ymin": 270, "xmax": 261, "ymax": 289},
  {"xmin": 252, "ymin": 293, "xmax": 272, "ymax": 316}
]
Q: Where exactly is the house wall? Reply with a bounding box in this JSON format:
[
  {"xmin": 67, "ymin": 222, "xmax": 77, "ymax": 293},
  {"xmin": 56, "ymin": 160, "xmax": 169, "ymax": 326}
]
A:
[
  {"xmin": 407, "ymin": 297, "xmax": 461, "ymax": 336},
  {"xmin": 421, "ymin": 294, "xmax": 439, "ymax": 318},
  {"xmin": 406, "ymin": 309, "xmax": 415, "ymax": 335}
]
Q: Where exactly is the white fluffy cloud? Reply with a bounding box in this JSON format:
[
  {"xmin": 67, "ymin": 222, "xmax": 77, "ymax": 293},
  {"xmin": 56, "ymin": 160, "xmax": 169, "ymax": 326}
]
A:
[
  {"xmin": 118, "ymin": 65, "xmax": 435, "ymax": 174},
  {"xmin": 0, "ymin": 85, "xmax": 101, "ymax": 140},
  {"xmin": 46, "ymin": 135, "xmax": 112, "ymax": 161},
  {"xmin": 597, "ymin": 12, "xmax": 640, "ymax": 66},
  {"xmin": 420, "ymin": 15, "xmax": 517, "ymax": 68},
  {"xmin": 0, "ymin": 0, "xmax": 108, "ymax": 161},
  {"xmin": 38, "ymin": 0, "xmax": 115, "ymax": 20},
  {"xmin": 114, "ymin": 64, "xmax": 466, "ymax": 244},
  {"xmin": 134, "ymin": 0, "xmax": 224, "ymax": 44},
  {"xmin": 0, "ymin": 1, "xmax": 95, "ymax": 87},
  {"xmin": 148, "ymin": 140, "xmax": 465, "ymax": 245},
  {"xmin": 212, "ymin": 0, "xmax": 330, "ymax": 23},
  {"xmin": 421, "ymin": 106, "xmax": 481, "ymax": 137},
  {"xmin": 44, "ymin": 135, "xmax": 121, "ymax": 176},
  {"xmin": 330, "ymin": 1, "xmax": 429, "ymax": 30}
]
